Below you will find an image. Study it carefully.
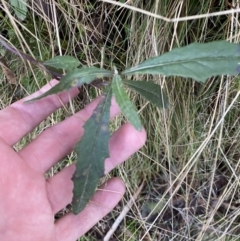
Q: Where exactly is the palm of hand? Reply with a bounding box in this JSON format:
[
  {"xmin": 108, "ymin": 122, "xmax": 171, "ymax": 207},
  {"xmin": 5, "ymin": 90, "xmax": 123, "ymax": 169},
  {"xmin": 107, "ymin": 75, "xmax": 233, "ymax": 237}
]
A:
[
  {"xmin": 0, "ymin": 146, "xmax": 56, "ymax": 240},
  {"xmin": 0, "ymin": 81, "xmax": 146, "ymax": 241}
]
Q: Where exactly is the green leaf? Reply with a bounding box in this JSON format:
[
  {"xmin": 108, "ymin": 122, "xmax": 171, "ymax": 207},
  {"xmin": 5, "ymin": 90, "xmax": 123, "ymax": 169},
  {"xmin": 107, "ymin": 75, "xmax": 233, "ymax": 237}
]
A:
[
  {"xmin": 43, "ymin": 56, "xmax": 80, "ymax": 71},
  {"xmin": 10, "ymin": 0, "xmax": 27, "ymax": 21},
  {"xmin": 112, "ymin": 74, "xmax": 142, "ymax": 131},
  {"xmin": 72, "ymin": 87, "xmax": 112, "ymax": 214},
  {"xmin": 122, "ymin": 41, "xmax": 240, "ymax": 82},
  {"xmin": 141, "ymin": 200, "xmax": 166, "ymax": 221},
  {"xmin": 122, "ymin": 79, "xmax": 169, "ymax": 109},
  {"xmin": 25, "ymin": 66, "xmax": 113, "ymax": 102}
]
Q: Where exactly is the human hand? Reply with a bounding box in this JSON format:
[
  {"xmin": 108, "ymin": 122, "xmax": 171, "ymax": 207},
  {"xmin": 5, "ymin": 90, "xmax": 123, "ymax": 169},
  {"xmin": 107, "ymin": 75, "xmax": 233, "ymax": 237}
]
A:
[{"xmin": 0, "ymin": 80, "xmax": 146, "ymax": 241}]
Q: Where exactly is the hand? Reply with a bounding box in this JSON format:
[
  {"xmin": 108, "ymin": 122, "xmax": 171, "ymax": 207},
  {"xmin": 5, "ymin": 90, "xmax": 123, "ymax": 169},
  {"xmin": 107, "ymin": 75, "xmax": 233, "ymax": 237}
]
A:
[{"xmin": 0, "ymin": 80, "xmax": 146, "ymax": 241}]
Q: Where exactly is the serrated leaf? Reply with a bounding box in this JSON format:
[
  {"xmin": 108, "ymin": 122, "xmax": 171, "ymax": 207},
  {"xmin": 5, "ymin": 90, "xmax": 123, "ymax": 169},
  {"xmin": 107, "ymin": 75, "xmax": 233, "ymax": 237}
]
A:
[
  {"xmin": 122, "ymin": 41, "xmax": 240, "ymax": 82},
  {"xmin": 43, "ymin": 56, "xmax": 80, "ymax": 71},
  {"xmin": 72, "ymin": 88, "xmax": 112, "ymax": 214},
  {"xmin": 122, "ymin": 79, "xmax": 169, "ymax": 109},
  {"xmin": 25, "ymin": 66, "xmax": 113, "ymax": 102},
  {"xmin": 10, "ymin": 0, "xmax": 27, "ymax": 21},
  {"xmin": 112, "ymin": 74, "xmax": 142, "ymax": 131}
]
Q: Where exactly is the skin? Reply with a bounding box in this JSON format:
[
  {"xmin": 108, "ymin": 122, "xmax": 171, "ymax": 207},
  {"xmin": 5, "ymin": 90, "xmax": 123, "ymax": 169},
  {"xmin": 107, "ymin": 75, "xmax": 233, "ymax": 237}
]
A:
[{"xmin": 0, "ymin": 80, "xmax": 146, "ymax": 241}]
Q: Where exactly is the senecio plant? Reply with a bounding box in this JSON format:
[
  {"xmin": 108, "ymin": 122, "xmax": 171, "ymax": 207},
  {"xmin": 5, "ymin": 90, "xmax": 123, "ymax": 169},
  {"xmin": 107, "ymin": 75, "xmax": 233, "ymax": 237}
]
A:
[{"xmin": 22, "ymin": 41, "xmax": 240, "ymax": 214}]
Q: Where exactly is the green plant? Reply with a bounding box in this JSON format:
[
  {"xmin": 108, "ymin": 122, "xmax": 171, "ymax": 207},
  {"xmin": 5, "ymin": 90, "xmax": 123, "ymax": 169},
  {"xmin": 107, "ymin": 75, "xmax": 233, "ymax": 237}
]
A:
[
  {"xmin": 9, "ymin": 0, "xmax": 28, "ymax": 21},
  {"xmin": 3, "ymin": 40, "xmax": 239, "ymax": 214}
]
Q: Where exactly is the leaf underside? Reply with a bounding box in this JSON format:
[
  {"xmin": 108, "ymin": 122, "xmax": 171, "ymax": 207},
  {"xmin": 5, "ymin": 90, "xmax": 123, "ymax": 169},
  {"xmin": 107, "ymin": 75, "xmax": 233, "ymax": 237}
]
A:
[
  {"xmin": 72, "ymin": 87, "xmax": 112, "ymax": 214},
  {"xmin": 25, "ymin": 66, "xmax": 113, "ymax": 103},
  {"xmin": 123, "ymin": 79, "xmax": 169, "ymax": 109},
  {"xmin": 43, "ymin": 56, "xmax": 80, "ymax": 71},
  {"xmin": 122, "ymin": 41, "xmax": 240, "ymax": 82},
  {"xmin": 112, "ymin": 74, "xmax": 142, "ymax": 131},
  {"xmin": 10, "ymin": 0, "xmax": 27, "ymax": 21}
]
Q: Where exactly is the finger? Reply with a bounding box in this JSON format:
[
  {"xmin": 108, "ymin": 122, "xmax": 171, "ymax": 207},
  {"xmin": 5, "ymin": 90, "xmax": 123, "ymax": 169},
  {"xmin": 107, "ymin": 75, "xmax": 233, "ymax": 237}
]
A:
[
  {"xmin": 54, "ymin": 177, "xmax": 125, "ymax": 241},
  {"xmin": 0, "ymin": 80, "xmax": 79, "ymax": 146},
  {"xmin": 18, "ymin": 97, "xmax": 121, "ymax": 173},
  {"xmin": 46, "ymin": 123, "xmax": 146, "ymax": 214},
  {"xmin": 105, "ymin": 123, "xmax": 146, "ymax": 173}
]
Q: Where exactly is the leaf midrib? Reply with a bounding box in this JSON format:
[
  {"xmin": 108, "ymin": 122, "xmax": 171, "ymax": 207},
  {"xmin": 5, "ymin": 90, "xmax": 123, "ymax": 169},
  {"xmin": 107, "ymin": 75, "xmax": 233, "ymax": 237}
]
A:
[{"xmin": 123, "ymin": 55, "xmax": 240, "ymax": 74}]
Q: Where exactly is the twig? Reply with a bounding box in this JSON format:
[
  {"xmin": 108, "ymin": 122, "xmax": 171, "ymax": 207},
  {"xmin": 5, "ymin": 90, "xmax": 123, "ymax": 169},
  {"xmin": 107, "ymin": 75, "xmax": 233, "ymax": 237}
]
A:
[
  {"xmin": 103, "ymin": 181, "xmax": 145, "ymax": 241},
  {"xmin": 0, "ymin": 36, "xmax": 62, "ymax": 79},
  {"xmin": 0, "ymin": 56, "xmax": 17, "ymax": 84}
]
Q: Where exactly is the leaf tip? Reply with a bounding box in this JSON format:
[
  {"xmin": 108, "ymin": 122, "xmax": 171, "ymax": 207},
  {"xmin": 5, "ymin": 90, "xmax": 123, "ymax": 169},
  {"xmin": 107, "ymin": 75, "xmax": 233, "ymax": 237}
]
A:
[{"xmin": 132, "ymin": 124, "xmax": 142, "ymax": 132}]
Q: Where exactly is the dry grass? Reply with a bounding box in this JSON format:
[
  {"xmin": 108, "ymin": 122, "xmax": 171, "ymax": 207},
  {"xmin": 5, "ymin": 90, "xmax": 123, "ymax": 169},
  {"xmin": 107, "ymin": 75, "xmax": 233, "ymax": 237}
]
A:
[{"xmin": 1, "ymin": 0, "xmax": 240, "ymax": 240}]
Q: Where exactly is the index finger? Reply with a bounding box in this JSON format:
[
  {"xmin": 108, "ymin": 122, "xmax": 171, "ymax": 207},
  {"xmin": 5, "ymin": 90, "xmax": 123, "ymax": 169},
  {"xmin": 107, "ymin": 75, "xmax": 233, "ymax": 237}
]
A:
[{"xmin": 0, "ymin": 80, "xmax": 79, "ymax": 146}]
